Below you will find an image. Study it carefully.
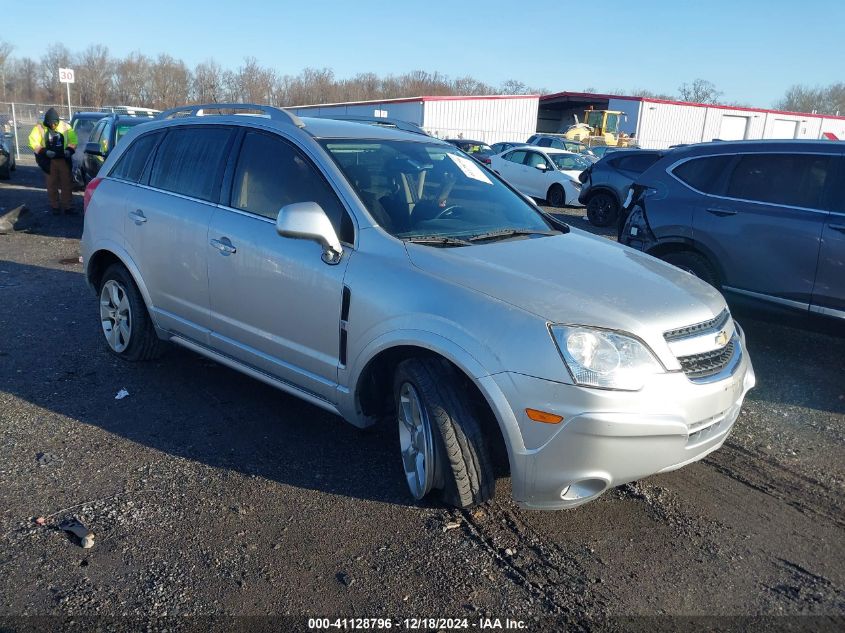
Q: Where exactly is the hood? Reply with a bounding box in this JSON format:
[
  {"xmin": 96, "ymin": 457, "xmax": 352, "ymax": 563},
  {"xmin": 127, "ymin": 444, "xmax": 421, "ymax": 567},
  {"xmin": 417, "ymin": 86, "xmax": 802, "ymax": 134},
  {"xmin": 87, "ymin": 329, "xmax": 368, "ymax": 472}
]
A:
[
  {"xmin": 559, "ymin": 169, "xmax": 582, "ymax": 181},
  {"xmin": 405, "ymin": 229, "xmax": 726, "ymax": 357}
]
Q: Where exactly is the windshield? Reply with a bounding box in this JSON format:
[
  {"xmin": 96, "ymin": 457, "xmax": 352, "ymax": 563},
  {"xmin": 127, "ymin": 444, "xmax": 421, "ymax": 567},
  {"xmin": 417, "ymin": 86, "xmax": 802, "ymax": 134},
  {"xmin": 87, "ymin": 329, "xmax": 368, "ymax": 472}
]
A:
[
  {"xmin": 550, "ymin": 153, "xmax": 592, "ymax": 171},
  {"xmin": 321, "ymin": 139, "xmax": 555, "ymax": 240}
]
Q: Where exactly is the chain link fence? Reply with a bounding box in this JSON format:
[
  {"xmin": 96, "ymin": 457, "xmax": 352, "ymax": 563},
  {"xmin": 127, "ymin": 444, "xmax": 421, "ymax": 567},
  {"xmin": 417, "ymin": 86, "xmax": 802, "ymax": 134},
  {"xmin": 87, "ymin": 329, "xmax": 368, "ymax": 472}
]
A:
[{"xmin": 0, "ymin": 102, "xmax": 157, "ymax": 163}]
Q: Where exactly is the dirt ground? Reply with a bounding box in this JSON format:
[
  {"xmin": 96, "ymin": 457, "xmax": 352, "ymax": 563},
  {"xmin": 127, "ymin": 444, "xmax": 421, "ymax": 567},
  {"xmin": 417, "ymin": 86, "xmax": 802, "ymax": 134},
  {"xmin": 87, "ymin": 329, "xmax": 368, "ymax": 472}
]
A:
[{"xmin": 1, "ymin": 163, "xmax": 843, "ymax": 632}]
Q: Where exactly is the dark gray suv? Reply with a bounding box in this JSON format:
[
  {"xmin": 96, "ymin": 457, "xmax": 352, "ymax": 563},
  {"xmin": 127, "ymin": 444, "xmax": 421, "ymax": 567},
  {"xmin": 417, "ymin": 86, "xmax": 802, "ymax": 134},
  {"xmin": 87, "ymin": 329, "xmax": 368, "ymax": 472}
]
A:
[
  {"xmin": 621, "ymin": 140, "xmax": 845, "ymax": 320},
  {"xmin": 578, "ymin": 149, "xmax": 664, "ymax": 226}
]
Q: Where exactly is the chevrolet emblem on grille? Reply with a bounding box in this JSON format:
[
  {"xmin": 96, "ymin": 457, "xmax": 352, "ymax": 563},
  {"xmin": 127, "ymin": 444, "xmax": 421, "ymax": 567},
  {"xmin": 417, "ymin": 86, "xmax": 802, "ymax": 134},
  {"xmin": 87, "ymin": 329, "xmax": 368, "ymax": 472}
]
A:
[{"xmin": 715, "ymin": 330, "xmax": 729, "ymax": 347}]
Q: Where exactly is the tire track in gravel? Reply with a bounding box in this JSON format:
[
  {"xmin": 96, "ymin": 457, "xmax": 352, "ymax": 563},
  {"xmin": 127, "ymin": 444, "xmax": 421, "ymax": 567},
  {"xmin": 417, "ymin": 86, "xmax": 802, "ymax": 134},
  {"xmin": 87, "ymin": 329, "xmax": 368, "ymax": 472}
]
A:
[
  {"xmin": 705, "ymin": 442, "xmax": 844, "ymax": 529},
  {"xmin": 448, "ymin": 501, "xmax": 610, "ymax": 629}
]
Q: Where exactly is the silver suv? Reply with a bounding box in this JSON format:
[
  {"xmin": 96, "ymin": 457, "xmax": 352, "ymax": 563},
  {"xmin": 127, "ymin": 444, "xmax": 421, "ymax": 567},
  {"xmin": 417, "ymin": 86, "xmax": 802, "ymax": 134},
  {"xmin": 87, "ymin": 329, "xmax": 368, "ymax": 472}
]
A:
[{"xmin": 81, "ymin": 104, "xmax": 756, "ymax": 510}]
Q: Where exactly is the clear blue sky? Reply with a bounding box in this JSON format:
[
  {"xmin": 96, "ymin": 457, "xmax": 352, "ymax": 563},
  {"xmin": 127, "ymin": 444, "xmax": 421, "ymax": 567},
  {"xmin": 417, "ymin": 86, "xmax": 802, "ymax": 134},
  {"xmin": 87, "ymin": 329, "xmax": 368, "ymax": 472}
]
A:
[{"xmin": 6, "ymin": 0, "xmax": 842, "ymax": 107}]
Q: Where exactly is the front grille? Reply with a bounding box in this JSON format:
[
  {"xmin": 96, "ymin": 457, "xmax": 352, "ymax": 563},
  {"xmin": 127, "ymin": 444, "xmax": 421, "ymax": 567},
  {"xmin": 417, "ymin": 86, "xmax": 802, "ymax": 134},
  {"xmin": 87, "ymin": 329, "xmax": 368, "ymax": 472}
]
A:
[
  {"xmin": 664, "ymin": 309, "xmax": 730, "ymax": 341},
  {"xmin": 677, "ymin": 339, "xmax": 735, "ymax": 379}
]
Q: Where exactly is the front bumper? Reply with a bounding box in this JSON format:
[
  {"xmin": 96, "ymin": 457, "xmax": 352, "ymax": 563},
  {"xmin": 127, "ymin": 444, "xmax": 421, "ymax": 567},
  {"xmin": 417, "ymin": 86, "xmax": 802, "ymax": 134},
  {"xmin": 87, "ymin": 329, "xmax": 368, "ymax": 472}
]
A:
[{"xmin": 483, "ymin": 330, "xmax": 755, "ymax": 510}]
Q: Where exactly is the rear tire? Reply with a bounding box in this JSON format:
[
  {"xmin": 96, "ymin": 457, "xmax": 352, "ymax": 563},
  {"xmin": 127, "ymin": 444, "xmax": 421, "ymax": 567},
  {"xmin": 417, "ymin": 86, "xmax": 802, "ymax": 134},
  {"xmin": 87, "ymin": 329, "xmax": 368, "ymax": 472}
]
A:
[
  {"xmin": 586, "ymin": 192, "xmax": 618, "ymax": 227},
  {"xmin": 661, "ymin": 251, "xmax": 719, "ymax": 288},
  {"xmin": 394, "ymin": 357, "xmax": 495, "ymax": 509},
  {"xmin": 546, "ymin": 184, "xmax": 565, "ymax": 207},
  {"xmin": 98, "ymin": 264, "xmax": 165, "ymax": 361}
]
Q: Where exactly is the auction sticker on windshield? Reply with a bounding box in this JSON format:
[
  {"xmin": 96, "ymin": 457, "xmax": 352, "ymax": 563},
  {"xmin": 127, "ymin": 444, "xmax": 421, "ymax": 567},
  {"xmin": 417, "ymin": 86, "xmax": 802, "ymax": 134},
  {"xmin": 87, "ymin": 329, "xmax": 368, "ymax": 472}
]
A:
[{"xmin": 447, "ymin": 153, "xmax": 492, "ymax": 185}]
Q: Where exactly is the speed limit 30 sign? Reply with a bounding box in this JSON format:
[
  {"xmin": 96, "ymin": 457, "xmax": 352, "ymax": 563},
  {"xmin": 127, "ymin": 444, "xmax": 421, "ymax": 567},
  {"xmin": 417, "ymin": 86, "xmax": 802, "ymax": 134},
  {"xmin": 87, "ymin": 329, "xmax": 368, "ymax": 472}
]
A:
[{"xmin": 59, "ymin": 68, "xmax": 75, "ymax": 84}]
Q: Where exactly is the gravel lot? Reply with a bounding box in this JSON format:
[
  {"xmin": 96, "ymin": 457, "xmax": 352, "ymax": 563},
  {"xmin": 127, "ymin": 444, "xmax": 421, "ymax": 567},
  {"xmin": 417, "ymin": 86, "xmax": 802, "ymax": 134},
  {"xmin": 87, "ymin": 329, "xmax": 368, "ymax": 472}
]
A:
[{"xmin": 1, "ymin": 164, "xmax": 843, "ymax": 632}]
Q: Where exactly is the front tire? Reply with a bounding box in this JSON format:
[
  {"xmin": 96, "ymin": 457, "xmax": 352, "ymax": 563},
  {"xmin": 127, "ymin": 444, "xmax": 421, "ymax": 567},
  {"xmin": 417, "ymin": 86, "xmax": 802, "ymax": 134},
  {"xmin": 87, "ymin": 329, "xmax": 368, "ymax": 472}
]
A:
[
  {"xmin": 394, "ymin": 358, "xmax": 494, "ymax": 509},
  {"xmin": 586, "ymin": 192, "xmax": 618, "ymax": 227},
  {"xmin": 661, "ymin": 251, "xmax": 719, "ymax": 288},
  {"xmin": 98, "ymin": 264, "xmax": 164, "ymax": 361}
]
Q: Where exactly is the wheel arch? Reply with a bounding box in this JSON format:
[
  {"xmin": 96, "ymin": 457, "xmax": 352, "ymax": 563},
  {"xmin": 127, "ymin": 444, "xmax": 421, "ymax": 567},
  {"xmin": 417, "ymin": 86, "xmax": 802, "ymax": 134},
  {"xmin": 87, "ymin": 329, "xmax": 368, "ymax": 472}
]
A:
[
  {"xmin": 647, "ymin": 238, "xmax": 725, "ymax": 285},
  {"xmin": 85, "ymin": 244, "xmax": 155, "ymax": 312},
  {"xmin": 583, "ymin": 185, "xmax": 621, "ymax": 206},
  {"xmin": 350, "ymin": 337, "xmax": 520, "ymax": 474}
]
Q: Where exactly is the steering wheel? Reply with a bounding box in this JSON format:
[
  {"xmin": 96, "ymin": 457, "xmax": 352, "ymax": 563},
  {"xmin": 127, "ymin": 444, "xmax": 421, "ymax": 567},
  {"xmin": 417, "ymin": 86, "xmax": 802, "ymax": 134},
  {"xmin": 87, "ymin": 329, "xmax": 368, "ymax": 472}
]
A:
[{"xmin": 433, "ymin": 204, "xmax": 467, "ymax": 220}]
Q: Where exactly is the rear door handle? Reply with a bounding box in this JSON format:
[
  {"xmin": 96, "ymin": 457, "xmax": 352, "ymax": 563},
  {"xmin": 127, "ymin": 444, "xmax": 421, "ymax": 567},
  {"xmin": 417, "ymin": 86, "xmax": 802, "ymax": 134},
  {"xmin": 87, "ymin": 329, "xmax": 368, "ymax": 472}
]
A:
[
  {"xmin": 210, "ymin": 238, "xmax": 237, "ymax": 255},
  {"xmin": 128, "ymin": 209, "xmax": 147, "ymax": 225},
  {"xmin": 706, "ymin": 208, "xmax": 737, "ymax": 217},
  {"xmin": 829, "ymin": 224, "xmax": 845, "ymax": 234}
]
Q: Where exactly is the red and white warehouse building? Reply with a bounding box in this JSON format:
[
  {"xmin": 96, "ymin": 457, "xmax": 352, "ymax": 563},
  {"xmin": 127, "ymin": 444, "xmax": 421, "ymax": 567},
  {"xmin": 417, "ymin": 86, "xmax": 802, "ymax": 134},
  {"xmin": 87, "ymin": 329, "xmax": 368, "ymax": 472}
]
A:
[
  {"xmin": 538, "ymin": 91, "xmax": 845, "ymax": 149},
  {"xmin": 291, "ymin": 92, "xmax": 845, "ymax": 149}
]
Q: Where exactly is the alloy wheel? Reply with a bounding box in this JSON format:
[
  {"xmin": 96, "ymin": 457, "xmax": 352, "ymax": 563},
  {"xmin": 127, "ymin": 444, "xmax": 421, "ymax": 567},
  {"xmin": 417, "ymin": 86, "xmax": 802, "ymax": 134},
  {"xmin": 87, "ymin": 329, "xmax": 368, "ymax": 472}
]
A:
[
  {"xmin": 99, "ymin": 280, "xmax": 132, "ymax": 353},
  {"xmin": 397, "ymin": 382, "xmax": 436, "ymax": 499}
]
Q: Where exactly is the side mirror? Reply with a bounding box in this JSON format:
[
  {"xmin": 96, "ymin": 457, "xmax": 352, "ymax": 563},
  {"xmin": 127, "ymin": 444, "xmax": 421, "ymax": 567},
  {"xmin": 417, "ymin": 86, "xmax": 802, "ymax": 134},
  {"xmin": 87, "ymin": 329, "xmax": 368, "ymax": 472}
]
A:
[
  {"xmin": 84, "ymin": 142, "xmax": 104, "ymax": 157},
  {"xmin": 535, "ymin": 163, "xmax": 549, "ymax": 171},
  {"xmin": 276, "ymin": 201, "xmax": 344, "ymax": 265}
]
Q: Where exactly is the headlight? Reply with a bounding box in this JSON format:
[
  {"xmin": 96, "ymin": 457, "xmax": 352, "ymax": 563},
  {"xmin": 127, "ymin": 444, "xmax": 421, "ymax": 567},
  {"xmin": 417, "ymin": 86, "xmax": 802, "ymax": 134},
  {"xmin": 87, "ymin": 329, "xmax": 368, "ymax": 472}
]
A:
[{"xmin": 550, "ymin": 325, "xmax": 663, "ymax": 391}]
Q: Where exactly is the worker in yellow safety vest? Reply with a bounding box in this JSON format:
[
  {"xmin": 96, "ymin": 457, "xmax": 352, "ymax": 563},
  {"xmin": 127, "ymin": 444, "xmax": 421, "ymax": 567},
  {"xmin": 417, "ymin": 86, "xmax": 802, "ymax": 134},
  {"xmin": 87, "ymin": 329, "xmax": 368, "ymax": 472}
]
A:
[{"xmin": 28, "ymin": 108, "xmax": 78, "ymax": 215}]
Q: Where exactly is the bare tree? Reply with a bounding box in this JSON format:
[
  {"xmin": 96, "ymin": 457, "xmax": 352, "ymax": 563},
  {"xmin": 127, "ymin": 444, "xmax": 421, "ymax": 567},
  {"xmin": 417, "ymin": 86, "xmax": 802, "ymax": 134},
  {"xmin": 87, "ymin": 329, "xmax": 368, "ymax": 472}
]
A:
[
  {"xmin": 114, "ymin": 52, "xmax": 152, "ymax": 105},
  {"xmin": 148, "ymin": 54, "xmax": 190, "ymax": 109},
  {"xmin": 0, "ymin": 40, "xmax": 13, "ymax": 101},
  {"xmin": 191, "ymin": 59, "xmax": 225, "ymax": 103},
  {"xmin": 233, "ymin": 57, "xmax": 276, "ymax": 104},
  {"xmin": 678, "ymin": 79, "xmax": 723, "ymax": 104},
  {"xmin": 39, "ymin": 44, "xmax": 73, "ymax": 103},
  {"xmin": 75, "ymin": 45, "xmax": 114, "ymax": 107},
  {"xmin": 499, "ymin": 79, "xmax": 530, "ymax": 95},
  {"xmin": 776, "ymin": 83, "xmax": 844, "ymax": 115}
]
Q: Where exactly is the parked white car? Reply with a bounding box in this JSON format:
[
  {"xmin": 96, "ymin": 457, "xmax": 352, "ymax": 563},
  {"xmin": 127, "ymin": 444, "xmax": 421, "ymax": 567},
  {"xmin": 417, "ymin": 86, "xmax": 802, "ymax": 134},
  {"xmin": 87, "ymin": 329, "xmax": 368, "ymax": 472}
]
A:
[{"xmin": 491, "ymin": 147, "xmax": 590, "ymax": 207}]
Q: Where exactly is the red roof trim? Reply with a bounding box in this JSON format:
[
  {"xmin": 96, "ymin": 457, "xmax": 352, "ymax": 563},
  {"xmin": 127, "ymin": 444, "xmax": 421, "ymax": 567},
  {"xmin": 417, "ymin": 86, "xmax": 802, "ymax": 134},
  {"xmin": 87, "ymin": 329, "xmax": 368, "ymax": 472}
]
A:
[
  {"xmin": 540, "ymin": 91, "xmax": 845, "ymax": 121},
  {"xmin": 294, "ymin": 94, "xmax": 539, "ymax": 109}
]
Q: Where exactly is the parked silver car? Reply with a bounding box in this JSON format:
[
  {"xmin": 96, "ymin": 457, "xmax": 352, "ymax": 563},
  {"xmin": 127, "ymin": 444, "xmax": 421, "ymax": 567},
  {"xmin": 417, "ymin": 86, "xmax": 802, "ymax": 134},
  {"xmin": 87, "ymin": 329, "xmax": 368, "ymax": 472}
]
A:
[{"xmin": 81, "ymin": 104, "xmax": 755, "ymax": 510}]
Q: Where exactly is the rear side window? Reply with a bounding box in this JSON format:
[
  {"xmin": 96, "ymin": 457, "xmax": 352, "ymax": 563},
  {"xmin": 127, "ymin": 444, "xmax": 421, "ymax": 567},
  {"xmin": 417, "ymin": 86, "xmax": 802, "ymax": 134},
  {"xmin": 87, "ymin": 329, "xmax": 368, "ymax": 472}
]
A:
[
  {"xmin": 726, "ymin": 154, "xmax": 833, "ymax": 209},
  {"xmin": 504, "ymin": 150, "xmax": 527, "ymax": 164},
  {"xmin": 613, "ymin": 153, "xmax": 661, "ymax": 174},
  {"xmin": 110, "ymin": 132, "xmax": 162, "ymax": 183},
  {"xmin": 149, "ymin": 127, "xmax": 232, "ymax": 202},
  {"xmin": 230, "ymin": 131, "xmax": 353, "ymax": 242},
  {"xmin": 672, "ymin": 155, "xmax": 734, "ymax": 194}
]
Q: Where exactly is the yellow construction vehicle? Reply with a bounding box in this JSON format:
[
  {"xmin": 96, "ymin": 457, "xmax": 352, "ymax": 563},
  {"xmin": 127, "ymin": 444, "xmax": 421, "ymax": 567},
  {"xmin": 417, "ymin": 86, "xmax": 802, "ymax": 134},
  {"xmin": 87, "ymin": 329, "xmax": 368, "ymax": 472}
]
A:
[{"xmin": 563, "ymin": 108, "xmax": 636, "ymax": 147}]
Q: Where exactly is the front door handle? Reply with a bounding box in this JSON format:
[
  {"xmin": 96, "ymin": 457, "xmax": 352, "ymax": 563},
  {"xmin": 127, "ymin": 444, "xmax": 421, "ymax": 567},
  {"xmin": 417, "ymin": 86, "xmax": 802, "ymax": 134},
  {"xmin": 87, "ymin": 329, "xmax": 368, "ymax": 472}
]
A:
[
  {"xmin": 210, "ymin": 238, "xmax": 237, "ymax": 255},
  {"xmin": 706, "ymin": 208, "xmax": 737, "ymax": 217},
  {"xmin": 128, "ymin": 209, "xmax": 147, "ymax": 225},
  {"xmin": 829, "ymin": 224, "xmax": 845, "ymax": 234}
]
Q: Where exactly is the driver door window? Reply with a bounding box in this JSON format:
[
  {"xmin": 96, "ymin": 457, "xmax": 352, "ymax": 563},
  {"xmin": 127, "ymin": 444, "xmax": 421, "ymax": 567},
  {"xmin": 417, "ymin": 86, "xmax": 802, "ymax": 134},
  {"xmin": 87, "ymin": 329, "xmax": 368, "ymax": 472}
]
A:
[
  {"xmin": 231, "ymin": 131, "xmax": 353, "ymax": 242},
  {"xmin": 525, "ymin": 152, "xmax": 548, "ymax": 169}
]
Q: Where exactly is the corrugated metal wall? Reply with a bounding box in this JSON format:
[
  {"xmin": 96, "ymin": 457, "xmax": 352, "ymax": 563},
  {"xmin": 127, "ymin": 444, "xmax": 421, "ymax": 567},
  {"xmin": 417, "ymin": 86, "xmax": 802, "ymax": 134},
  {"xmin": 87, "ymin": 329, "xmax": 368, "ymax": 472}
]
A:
[
  {"xmin": 636, "ymin": 101, "xmax": 845, "ymax": 148},
  {"xmin": 290, "ymin": 101, "xmax": 425, "ymax": 124},
  {"xmin": 636, "ymin": 102, "xmax": 708, "ymax": 148},
  {"xmin": 422, "ymin": 97, "xmax": 539, "ymax": 144},
  {"xmin": 819, "ymin": 118, "xmax": 845, "ymax": 140}
]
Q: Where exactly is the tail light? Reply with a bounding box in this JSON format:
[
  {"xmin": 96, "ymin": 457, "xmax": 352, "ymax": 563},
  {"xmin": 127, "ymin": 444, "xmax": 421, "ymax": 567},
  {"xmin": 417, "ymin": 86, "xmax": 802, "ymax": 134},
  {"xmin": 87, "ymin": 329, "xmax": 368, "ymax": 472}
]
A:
[
  {"xmin": 479, "ymin": 156, "xmax": 491, "ymax": 165},
  {"xmin": 83, "ymin": 177, "xmax": 103, "ymax": 214},
  {"xmin": 578, "ymin": 167, "xmax": 590, "ymax": 183}
]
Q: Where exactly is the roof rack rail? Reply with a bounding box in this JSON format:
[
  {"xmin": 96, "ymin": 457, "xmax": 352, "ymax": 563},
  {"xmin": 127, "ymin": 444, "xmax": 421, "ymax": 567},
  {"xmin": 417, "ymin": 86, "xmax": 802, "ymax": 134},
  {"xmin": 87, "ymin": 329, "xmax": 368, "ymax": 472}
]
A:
[
  {"xmin": 157, "ymin": 103, "xmax": 305, "ymax": 128},
  {"xmin": 312, "ymin": 114, "xmax": 429, "ymax": 136}
]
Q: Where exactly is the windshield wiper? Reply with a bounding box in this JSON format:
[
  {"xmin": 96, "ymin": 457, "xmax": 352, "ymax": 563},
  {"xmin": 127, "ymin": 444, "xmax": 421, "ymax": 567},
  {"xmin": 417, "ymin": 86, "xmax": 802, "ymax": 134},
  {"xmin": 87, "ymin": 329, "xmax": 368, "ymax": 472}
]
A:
[
  {"xmin": 466, "ymin": 229, "xmax": 559, "ymax": 243},
  {"xmin": 404, "ymin": 235, "xmax": 472, "ymax": 247}
]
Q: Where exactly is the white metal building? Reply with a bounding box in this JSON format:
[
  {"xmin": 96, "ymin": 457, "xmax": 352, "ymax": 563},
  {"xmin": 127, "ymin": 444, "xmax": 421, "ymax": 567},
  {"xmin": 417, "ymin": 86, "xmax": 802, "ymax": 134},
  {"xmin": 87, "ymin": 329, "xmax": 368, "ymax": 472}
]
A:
[
  {"xmin": 538, "ymin": 91, "xmax": 845, "ymax": 149},
  {"xmin": 291, "ymin": 95, "xmax": 540, "ymax": 144}
]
